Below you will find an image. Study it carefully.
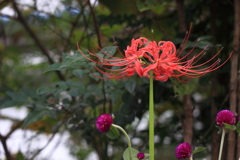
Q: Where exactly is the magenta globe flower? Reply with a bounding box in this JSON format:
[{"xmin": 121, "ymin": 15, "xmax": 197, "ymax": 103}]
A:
[
  {"xmin": 216, "ymin": 110, "xmax": 236, "ymax": 127},
  {"xmin": 96, "ymin": 114, "xmax": 113, "ymax": 132},
  {"xmin": 137, "ymin": 153, "xmax": 145, "ymax": 159},
  {"xmin": 175, "ymin": 142, "xmax": 192, "ymax": 159}
]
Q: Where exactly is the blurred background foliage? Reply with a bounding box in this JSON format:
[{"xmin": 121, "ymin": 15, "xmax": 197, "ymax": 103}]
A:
[{"xmin": 0, "ymin": 0, "xmax": 235, "ymax": 160}]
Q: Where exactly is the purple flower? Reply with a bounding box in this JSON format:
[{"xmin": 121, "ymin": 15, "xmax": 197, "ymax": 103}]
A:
[
  {"xmin": 216, "ymin": 110, "xmax": 236, "ymax": 127},
  {"xmin": 137, "ymin": 153, "xmax": 145, "ymax": 159},
  {"xmin": 96, "ymin": 114, "xmax": 113, "ymax": 132},
  {"xmin": 175, "ymin": 143, "xmax": 192, "ymax": 159}
]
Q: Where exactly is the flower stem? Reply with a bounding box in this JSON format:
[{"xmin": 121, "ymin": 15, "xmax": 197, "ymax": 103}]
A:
[
  {"xmin": 149, "ymin": 70, "xmax": 154, "ymax": 160},
  {"xmin": 218, "ymin": 128, "xmax": 226, "ymax": 160},
  {"xmin": 112, "ymin": 124, "xmax": 132, "ymax": 160}
]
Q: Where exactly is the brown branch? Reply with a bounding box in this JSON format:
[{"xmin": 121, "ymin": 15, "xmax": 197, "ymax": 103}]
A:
[
  {"xmin": 209, "ymin": 1, "xmax": 221, "ymax": 159},
  {"xmin": 175, "ymin": 0, "xmax": 193, "ymax": 145},
  {"xmin": 6, "ymin": 120, "xmax": 24, "ymax": 138},
  {"xmin": 0, "ymin": 120, "xmax": 24, "ymax": 160},
  {"xmin": 0, "ymin": 134, "xmax": 13, "ymax": 160},
  {"xmin": 233, "ymin": 0, "xmax": 240, "ymax": 159},
  {"xmin": 11, "ymin": 0, "xmax": 65, "ymax": 81},
  {"xmin": 227, "ymin": 0, "xmax": 240, "ymax": 159},
  {"xmin": 176, "ymin": 0, "xmax": 187, "ymax": 33},
  {"xmin": 87, "ymin": 0, "xmax": 101, "ymax": 48},
  {"xmin": 183, "ymin": 94, "xmax": 193, "ymax": 144}
]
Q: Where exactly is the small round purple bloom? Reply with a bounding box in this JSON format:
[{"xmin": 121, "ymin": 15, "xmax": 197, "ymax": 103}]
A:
[
  {"xmin": 137, "ymin": 153, "xmax": 145, "ymax": 159},
  {"xmin": 175, "ymin": 142, "xmax": 192, "ymax": 159},
  {"xmin": 216, "ymin": 110, "xmax": 236, "ymax": 127},
  {"xmin": 96, "ymin": 114, "xmax": 113, "ymax": 132}
]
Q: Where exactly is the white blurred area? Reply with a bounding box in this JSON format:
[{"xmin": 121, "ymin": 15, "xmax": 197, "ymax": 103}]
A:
[{"xmin": 0, "ymin": 107, "xmax": 77, "ymax": 160}]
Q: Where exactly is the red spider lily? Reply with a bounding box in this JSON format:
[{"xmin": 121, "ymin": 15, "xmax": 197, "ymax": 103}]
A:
[{"xmin": 77, "ymin": 36, "xmax": 231, "ymax": 82}]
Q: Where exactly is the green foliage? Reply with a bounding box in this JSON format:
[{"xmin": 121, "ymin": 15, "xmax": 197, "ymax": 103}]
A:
[
  {"xmin": 170, "ymin": 77, "xmax": 198, "ymax": 97},
  {"xmin": 223, "ymin": 123, "xmax": 237, "ymax": 131},
  {"xmin": 106, "ymin": 125, "xmax": 120, "ymax": 139},
  {"xmin": 22, "ymin": 108, "xmax": 53, "ymax": 128},
  {"xmin": 137, "ymin": 0, "xmax": 162, "ymax": 12},
  {"xmin": 123, "ymin": 148, "xmax": 139, "ymax": 160},
  {"xmin": 192, "ymin": 147, "xmax": 207, "ymax": 155}
]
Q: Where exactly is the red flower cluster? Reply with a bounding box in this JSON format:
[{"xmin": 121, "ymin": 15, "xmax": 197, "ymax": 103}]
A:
[
  {"xmin": 216, "ymin": 110, "xmax": 236, "ymax": 127},
  {"xmin": 96, "ymin": 114, "xmax": 113, "ymax": 132},
  {"xmin": 78, "ymin": 37, "xmax": 231, "ymax": 82},
  {"xmin": 175, "ymin": 142, "xmax": 192, "ymax": 159}
]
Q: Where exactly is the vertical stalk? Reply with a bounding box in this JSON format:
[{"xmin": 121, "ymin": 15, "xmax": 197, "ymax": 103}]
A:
[
  {"xmin": 218, "ymin": 129, "xmax": 226, "ymax": 160},
  {"xmin": 149, "ymin": 70, "xmax": 154, "ymax": 160},
  {"xmin": 112, "ymin": 124, "xmax": 132, "ymax": 160}
]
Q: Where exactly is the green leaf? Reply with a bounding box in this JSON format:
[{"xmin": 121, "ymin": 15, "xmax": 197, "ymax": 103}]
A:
[
  {"xmin": 196, "ymin": 40, "xmax": 213, "ymax": 49},
  {"xmin": 137, "ymin": 0, "xmax": 160, "ymax": 12},
  {"xmin": 223, "ymin": 123, "xmax": 236, "ymax": 131},
  {"xmin": 170, "ymin": 77, "xmax": 198, "ymax": 97},
  {"xmin": 105, "ymin": 125, "xmax": 120, "ymax": 139},
  {"xmin": 16, "ymin": 151, "xmax": 25, "ymax": 160},
  {"xmin": 20, "ymin": 88, "xmax": 38, "ymax": 99},
  {"xmin": 89, "ymin": 72, "xmax": 100, "ymax": 81},
  {"xmin": 0, "ymin": 98, "xmax": 19, "ymax": 109},
  {"xmin": 192, "ymin": 147, "xmax": 207, "ymax": 154},
  {"xmin": 125, "ymin": 79, "xmax": 136, "ymax": 93},
  {"xmin": 123, "ymin": 148, "xmax": 139, "ymax": 160},
  {"xmin": 97, "ymin": 46, "xmax": 117, "ymax": 59},
  {"xmin": 45, "ymin": 109, "xmax": 57, "ymax": 119},
  {"xmin": 109, "ymin": 90, "xmax": 121, "ymax": 102},
  {"xmin": 22, "ymin": 109, "xmax": 46, "ymax": 128},
  {"xmin": 72, "ymin": 69, "xmax": 84, "ymax": 78},
  {"xmin": 44, "ymin": 63, "xmax": 62, "ymax": 73},
  {"xmin": 216, "ymin": 125, "xmax": 222, "ymax": 135},
  {"xmin": 68, "ymin": 88, "xmax": 81, "ymax": 97},
  {"xmin": 37, "ymin": 86, "xmax": 54, "ymax": 95},
  {"xmin": 6, "ymin": 91, "xmax": 28, "ymax": 102},
  {"xmin": 236, "ymin": 122, "xmax": 240, "ymax": 136},
  {"xmin": 71, "ymin": 81, "xmax": 86, "ymax": 94}
]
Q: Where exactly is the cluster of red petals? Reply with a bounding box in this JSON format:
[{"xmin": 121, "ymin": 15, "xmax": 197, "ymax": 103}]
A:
[
  {"xmin": 78, "ymin": 37, "xmax": 231, "ymax": 82},
  {"xmin": 136, "ymin": 153, "xmax": 145, "ymax": 159},
  {"xmin": 96, "ymin": 114, "xmax": 113, "ymax": 133},
  {"xmin": 216, "ymin": 110, "xmax": 236, "ymax": 127},
  {"xmin": 175, "ymin": 142, "xmax": 192, "ymax": 159}
]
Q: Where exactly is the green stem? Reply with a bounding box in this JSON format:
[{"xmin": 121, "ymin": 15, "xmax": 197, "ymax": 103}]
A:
[
  {"xmin": 218, "ymin": 128, "xmax": 226, "ymax": 160},
  {"xmin": 149, "ymin": 70, "xmax": 154, "ymax": 160},
  {"xmin": 112, "ymin": 124, "xmax": 132, "ymax": 160},
  {"xmin": 190, "ymin": 156, "xmax": 193, "ymax": 160}
]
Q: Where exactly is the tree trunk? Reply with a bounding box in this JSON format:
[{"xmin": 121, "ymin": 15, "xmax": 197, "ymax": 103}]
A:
[
  {"xmin": 228, "ymin": 0, "xmax": 240, "ymax": 159},
  {"xmin": 183, "ymin": 94, "xmax": 193, "ymax": 144},
  {"xmin": 176, "ymin": 0, "xmax": 193, "ymax": 145},
  {"xmin": 209, "ymin": 1, "xmax": 221, "ymax": 159},
  {"xmin": 234, "ymin": 0, "xmax": 240, "ymax": 158}
]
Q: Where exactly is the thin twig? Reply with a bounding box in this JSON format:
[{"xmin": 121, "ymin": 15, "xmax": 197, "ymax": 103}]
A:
[{"xmin": 27, "ymin": 119, "xmax": 66, "ymax": 160}]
